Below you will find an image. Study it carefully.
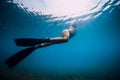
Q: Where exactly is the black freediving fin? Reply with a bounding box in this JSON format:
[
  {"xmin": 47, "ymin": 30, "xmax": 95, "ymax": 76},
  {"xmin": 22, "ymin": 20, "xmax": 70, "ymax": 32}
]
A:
[
  {"xmin": 5, "ymin": 46, "xmax": 37, "ymax": 68},
  {"xmin": 14, "ymin": 38, "xmax": 50, "ymax": 46},
  {"xmin": 5, "ymin": 38, "xmax": 51, "ymax": 68}
]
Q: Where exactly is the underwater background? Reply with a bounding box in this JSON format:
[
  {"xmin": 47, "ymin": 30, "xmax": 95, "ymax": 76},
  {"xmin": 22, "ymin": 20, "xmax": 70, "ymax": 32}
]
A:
[{"xmin": 0, "ymin": 0, "xmax": 120, "ymax": 80}]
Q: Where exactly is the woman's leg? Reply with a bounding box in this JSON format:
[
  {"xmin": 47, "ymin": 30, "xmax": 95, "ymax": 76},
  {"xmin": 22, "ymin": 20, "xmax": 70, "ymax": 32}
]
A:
[
  {"xmin": 34, "ymin": 36, "xmax": 69, "ymax": 48},
  {"xmin": 34, "ymin": 42, "xmax": 55, "ymax": 48},
  {"xmin": 49, "ymin": 37, "xmax": 69, "ymax": 43}
]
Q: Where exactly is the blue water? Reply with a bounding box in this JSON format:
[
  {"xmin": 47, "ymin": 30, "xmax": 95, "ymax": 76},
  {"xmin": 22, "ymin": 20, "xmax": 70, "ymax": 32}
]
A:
[{"xmin": 0, "ymin": 0, "xmax": 120, "ymax": 80}]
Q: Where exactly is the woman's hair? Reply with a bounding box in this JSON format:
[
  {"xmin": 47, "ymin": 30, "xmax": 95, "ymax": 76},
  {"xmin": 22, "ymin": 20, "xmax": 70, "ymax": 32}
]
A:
[{"xmin": 71, "ymin": 23, "xmax": 77, "ymax": 29}]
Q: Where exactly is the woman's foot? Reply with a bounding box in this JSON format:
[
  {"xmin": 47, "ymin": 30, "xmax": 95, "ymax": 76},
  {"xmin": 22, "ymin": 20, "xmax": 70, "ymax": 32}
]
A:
[
  {"xmin": 34, "ymin": 43, "xmax": 51, "ymax": 48},
  {"xmin": 34, "ymin": 44, "xmax": 42, "ymax": 48}
]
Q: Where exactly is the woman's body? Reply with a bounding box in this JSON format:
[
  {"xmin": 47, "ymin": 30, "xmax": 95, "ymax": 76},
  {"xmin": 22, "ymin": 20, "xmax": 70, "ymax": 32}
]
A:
[{"xmin": 35, "ymin": 24, "xmax": 77, "ymax": 48}]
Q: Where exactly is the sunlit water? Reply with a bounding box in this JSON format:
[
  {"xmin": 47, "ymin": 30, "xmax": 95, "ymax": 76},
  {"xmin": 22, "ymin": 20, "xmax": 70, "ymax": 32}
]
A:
[{"xmin": 0, "ymin": 0, "xmax": 120, "ymax": 80}]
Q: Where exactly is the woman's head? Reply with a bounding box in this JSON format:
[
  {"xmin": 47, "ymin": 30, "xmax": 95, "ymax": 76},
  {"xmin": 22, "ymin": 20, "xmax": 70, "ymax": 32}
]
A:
[
  {"xmin": 72, "ymin": 24, "xmax": 77, "ymax": 29},
  {"xmin": 69, "ymin": 23, "xmax": 77, "ymax": 30}
]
